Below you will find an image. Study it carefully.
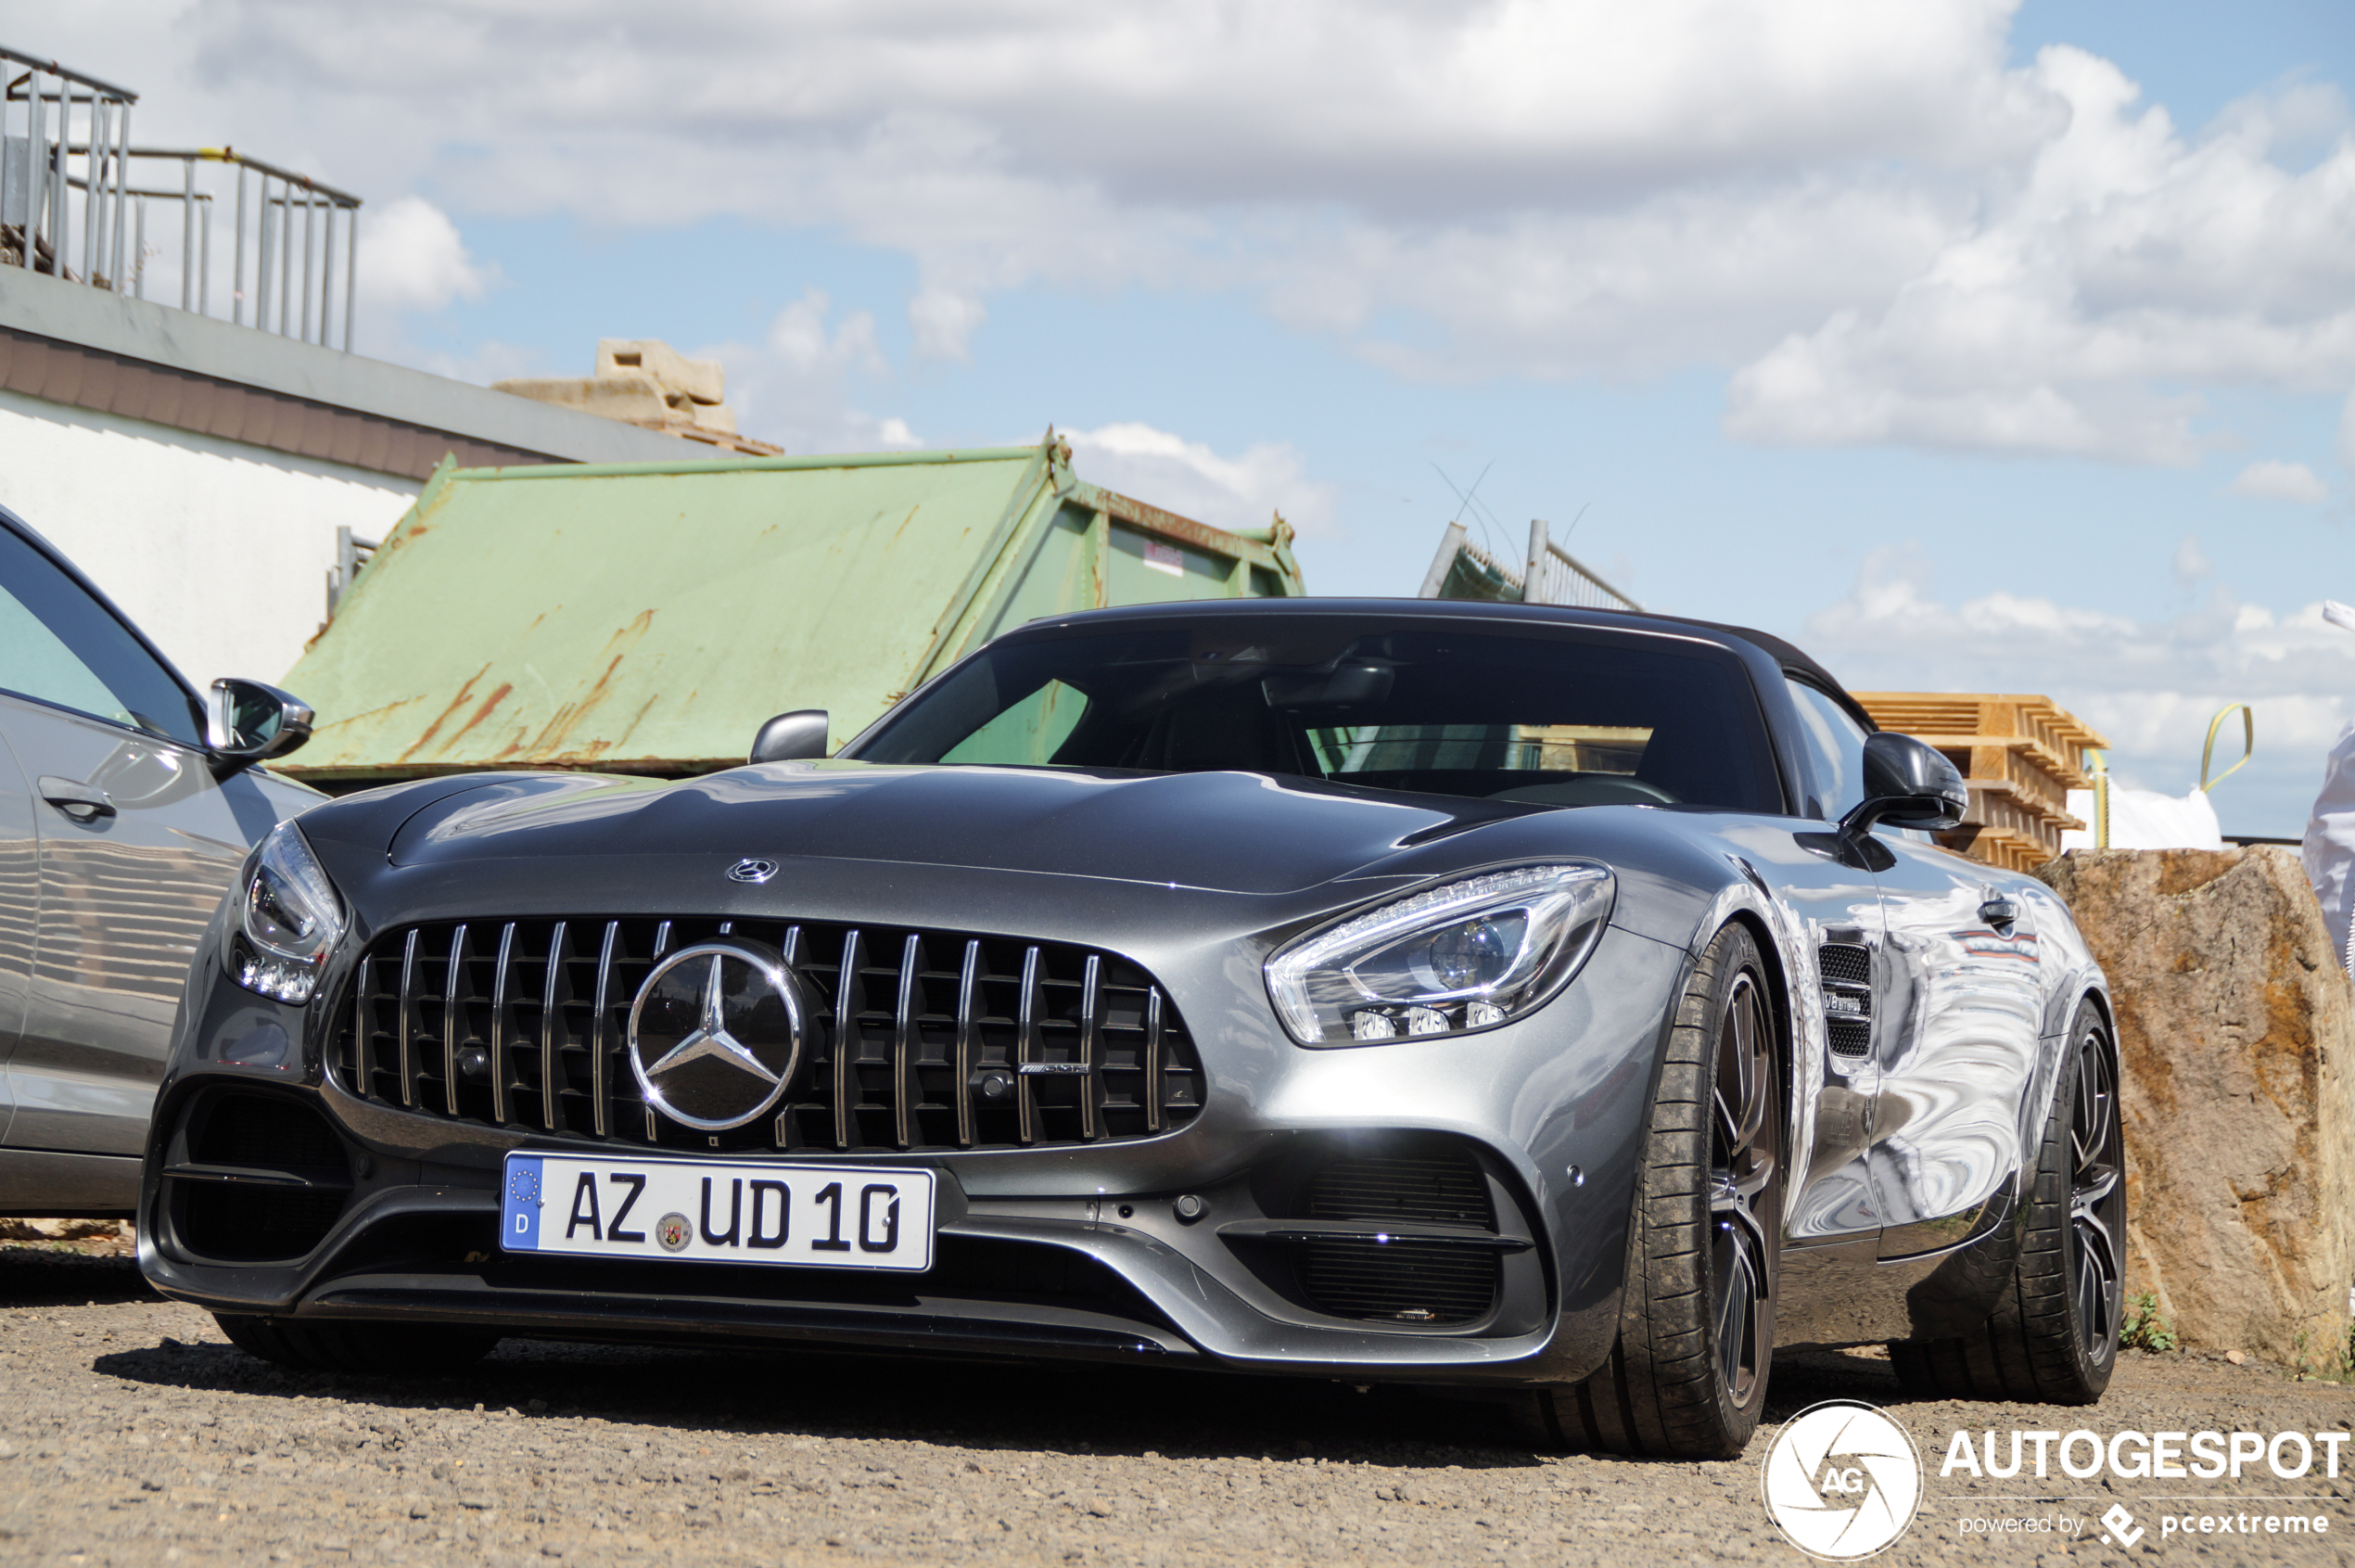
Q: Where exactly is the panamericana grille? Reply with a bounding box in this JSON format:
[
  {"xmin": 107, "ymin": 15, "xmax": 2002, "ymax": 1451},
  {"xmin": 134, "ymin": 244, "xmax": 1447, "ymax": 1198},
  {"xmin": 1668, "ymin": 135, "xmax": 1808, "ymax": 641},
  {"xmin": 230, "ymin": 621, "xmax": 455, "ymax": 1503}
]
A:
[
  {"xmin": 1297, "ymin": 1151, "xmax": 1500, "ymax": 1325},
  {"xmin": 327, "ymin": 917, "xmax": 1203, "ymax": 1154}
]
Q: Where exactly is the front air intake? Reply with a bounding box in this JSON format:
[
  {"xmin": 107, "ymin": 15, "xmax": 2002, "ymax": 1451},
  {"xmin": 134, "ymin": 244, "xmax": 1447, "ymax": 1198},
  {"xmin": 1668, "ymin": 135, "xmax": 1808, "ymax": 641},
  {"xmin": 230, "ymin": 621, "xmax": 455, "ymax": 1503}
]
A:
[
  {"xmin": 1294, "ymin": 1150, "xmax": 1501, "ymax": 1325},
  {"xmin": 168, "ymin": 1093, "xmax": 352, "ymax": 1262}
]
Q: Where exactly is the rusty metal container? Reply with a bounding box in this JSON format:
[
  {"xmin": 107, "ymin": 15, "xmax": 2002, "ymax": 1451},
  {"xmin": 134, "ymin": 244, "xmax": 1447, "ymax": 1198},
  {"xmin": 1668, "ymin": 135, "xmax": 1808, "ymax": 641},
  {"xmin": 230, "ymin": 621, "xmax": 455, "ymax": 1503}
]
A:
[{"xmin": 277, "ymin": 434, "xmax": 1304, "ymax": 789}]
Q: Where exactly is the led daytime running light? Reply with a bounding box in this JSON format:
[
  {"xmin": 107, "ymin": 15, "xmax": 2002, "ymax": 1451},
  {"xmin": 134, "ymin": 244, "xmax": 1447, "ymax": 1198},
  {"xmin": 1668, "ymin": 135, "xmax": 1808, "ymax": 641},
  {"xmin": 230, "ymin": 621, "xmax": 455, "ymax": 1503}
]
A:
[
  {"xmin": 228, "ymin": 821, "xmax": 347, "ymax": 1008},
  {"xmin": 1266, "ymin": 862, "xmax": 1614, "ymax": 1046}
]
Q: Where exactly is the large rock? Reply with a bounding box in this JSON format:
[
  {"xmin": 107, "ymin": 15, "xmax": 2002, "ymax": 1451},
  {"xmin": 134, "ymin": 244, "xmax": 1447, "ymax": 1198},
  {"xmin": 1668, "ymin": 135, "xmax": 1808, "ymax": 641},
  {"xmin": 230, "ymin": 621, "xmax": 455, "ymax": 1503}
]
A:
[{"xmin": 2037, "ymin": 848, "xmax": 2355, "ymax": 1366}]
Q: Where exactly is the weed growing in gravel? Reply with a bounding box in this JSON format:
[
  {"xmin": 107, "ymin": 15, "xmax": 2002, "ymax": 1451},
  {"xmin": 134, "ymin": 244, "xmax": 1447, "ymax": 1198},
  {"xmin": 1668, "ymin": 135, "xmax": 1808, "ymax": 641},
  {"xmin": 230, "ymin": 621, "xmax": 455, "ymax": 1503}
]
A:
[
  {"xmin": 2279, "ymin": 1320, "xmax": 2355, "ymax": 1383},
  {"xmin": 2119, "ymin": 1292, "xmax": 2179, "ymax": 1353}
]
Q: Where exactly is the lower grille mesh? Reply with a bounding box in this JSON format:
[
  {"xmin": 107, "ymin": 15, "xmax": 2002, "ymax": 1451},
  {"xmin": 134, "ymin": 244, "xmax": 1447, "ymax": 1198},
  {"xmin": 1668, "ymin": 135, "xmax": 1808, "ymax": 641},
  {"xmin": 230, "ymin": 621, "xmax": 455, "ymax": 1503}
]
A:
[
  {"xmin": 192, "ymin": 1094, "xmax": 348, "ymax": 1172},
  {"xmin": 1297, "ymin": 1151, "xmax": 1500, "ymax": 1324},
  {"xmin": 327, "ymin": 916, "xmax": 1203, "ymax": 1154},
  {"xmin": 179, "ymin": 1184, "xmax": 348, "ymax": 1262}
]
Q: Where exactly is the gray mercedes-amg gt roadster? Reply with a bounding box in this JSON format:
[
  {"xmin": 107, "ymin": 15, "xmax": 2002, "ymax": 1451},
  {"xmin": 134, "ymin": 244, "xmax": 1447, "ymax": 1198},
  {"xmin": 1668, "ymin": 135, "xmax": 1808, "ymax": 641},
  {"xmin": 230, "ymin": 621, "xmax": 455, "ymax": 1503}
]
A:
[{"xmin": 138, "ymin": 599, "xmax": 2122, "ymax": 1458}]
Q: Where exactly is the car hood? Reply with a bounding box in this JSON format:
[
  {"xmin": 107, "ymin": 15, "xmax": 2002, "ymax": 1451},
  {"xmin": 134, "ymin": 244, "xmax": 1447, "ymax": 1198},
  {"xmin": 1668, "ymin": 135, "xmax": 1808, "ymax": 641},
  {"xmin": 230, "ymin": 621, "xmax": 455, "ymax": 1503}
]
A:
[{"xmin": 377, "ymin": 762, "xmax": 1535, "ymax": 896}]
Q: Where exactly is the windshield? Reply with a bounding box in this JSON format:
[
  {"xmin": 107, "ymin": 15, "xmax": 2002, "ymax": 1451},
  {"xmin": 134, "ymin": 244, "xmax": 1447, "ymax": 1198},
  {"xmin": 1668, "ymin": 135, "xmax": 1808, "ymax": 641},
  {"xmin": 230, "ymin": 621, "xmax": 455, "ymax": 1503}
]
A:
[{"xmin": 847, "ymin": 619, "xmax": 1781, "ymax": 810}]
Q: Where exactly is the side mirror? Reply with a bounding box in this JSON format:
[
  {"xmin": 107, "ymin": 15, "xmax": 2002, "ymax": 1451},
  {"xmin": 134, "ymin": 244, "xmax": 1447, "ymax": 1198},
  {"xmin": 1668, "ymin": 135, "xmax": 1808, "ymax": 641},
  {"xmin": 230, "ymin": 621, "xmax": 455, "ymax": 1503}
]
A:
[
  {"xmin": 208, "ymin": 679, "xmax": 313, "ymax": 777},
  {"xmin": 749, "ymin": 709, "xmax": 830, "ymax": 765},
  {"xmin": 1839, "ymin": 732, "xmax": 1967, "ymax": 835}
]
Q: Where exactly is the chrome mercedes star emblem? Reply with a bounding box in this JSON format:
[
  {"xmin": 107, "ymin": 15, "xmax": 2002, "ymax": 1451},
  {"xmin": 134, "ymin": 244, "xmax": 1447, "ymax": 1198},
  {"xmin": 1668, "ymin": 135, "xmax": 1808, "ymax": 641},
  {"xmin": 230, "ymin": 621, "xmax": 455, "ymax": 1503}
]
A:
[
  {"xmin": 626, "ymin": 942, "xmax": 806, "ymax": 1130},
  {"xmin": 727, "ymin": 858, "xmax": 779, "ymax": 884}
]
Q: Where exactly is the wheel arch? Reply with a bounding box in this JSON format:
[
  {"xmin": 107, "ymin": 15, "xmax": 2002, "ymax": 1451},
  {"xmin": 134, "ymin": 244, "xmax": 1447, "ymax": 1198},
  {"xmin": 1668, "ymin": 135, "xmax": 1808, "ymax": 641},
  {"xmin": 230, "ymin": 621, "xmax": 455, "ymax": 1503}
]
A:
[{"xmin": 2015, "ymin": 984, "xmax": 2119, "ymax": 1211}]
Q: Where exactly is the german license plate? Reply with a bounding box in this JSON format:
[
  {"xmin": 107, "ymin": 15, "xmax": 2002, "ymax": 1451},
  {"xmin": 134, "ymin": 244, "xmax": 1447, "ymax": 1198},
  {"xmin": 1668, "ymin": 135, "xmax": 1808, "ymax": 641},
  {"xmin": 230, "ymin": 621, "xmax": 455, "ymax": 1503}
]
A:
[{"xmin": 500, "ymin": 1154, "xmax": 936, "ymax": 1271}]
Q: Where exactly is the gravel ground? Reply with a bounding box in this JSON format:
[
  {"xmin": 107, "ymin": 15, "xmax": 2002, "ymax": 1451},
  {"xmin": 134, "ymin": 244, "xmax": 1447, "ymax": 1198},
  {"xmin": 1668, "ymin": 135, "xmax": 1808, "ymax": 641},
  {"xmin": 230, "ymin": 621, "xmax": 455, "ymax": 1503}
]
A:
[{"xmin": 2, "ymin": 1243, "xmax": 2351, "ymax": 1567}]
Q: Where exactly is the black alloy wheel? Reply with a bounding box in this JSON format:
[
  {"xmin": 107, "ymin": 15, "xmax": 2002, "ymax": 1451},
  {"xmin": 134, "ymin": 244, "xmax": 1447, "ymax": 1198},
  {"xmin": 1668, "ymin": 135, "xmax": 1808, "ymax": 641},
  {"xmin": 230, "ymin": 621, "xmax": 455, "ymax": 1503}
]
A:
[
  {"xmin": 1511, "ymin": 923, "xmax": 1784, "ymax": 1458},
  {"xmin": 1710, "ymin": 967, "xmax": 1779, "ymax": 1412},
  {"xmin": 1889, "ymin": 1008, "xmax": 2123, "ymax": 1405},
  {"xmin": 2065, "ymin": 1029, "xmax": 2125, "ymax": 1361}
]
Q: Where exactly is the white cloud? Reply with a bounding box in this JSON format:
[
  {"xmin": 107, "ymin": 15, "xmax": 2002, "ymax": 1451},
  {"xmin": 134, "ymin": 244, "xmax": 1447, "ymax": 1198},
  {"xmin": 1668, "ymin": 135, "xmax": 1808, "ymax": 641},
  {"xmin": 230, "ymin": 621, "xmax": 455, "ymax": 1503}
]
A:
[
  {"xmin": 1725, "ymin": 51, "xmax": 2355, "ymax": 462},
  {"xmin": 2229, "ymin": 460, "xmax": 2330, "ymax": 504},
  {"xmin": 764, "ymin": 289, "xmax": 887, "ymax": 381},
  {"xmin": 157, "ymin": 1, "xmax": 2051, "ymax": 214},
  {"xmin": 2172, "ymin": 532, "xmax": 2213, "ymax": 583},
  {"xmin": 695, "ymin": 290, "xmax": 915, "ymax": 453},
  {"xmin": 28, "ymin": 3, "xmax": 2355, "ymax": 463},
  {"xmin": 908, "ymin": 287, "xmax": 987, "ymax": 363},
  {"xmin": 356, "ymin": 196, "xmax": 494, "ymax": 315},
  {"xmin": 1064, "ymin": 423, "xmax": 1339, "ymax": 542},
  {"xmin": 1804, "ymin": 543, "xmax": 2355, "ymax": 825}
]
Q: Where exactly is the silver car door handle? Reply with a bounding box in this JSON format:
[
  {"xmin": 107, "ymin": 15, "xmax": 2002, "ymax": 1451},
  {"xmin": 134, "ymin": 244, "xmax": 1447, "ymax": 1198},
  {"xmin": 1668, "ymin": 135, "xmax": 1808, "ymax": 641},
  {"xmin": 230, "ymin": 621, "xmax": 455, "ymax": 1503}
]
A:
[
  {"xmin": 1979, "ymin": 895, "xmax": 2018, "ymax": 928},
  {"xmin": 38, "ymin": 776, "xmax": 116, "ymax": 822}
]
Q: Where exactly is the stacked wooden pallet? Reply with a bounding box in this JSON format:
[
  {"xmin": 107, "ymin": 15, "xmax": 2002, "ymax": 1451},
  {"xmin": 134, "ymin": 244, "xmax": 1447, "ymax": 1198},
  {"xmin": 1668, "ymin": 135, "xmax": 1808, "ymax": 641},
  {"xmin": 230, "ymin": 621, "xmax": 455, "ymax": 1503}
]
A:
[{"xmin": 1850, "ymin": 693, "xmax": 2109, "ymax": 872}]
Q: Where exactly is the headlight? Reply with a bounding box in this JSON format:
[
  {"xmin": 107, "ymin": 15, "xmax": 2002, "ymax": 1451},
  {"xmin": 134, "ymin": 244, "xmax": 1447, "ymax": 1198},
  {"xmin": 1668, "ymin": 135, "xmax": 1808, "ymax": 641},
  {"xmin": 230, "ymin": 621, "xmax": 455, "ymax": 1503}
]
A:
[
  {"xmin": 227, "ymin": 821, "xmax": 347, "ymax": 1005},
  {"xmin": 1266, "ymin": 862, "xmax": 1615, "ymax": 1046}
]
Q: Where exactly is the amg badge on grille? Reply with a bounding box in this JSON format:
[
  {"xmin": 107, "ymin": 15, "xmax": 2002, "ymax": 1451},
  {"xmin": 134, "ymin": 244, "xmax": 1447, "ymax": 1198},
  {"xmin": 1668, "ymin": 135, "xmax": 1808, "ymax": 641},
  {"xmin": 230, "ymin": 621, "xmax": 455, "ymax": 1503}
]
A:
[{"xmin": 626, "ymin": 943, "xmax": 808, "ymax": 1130}]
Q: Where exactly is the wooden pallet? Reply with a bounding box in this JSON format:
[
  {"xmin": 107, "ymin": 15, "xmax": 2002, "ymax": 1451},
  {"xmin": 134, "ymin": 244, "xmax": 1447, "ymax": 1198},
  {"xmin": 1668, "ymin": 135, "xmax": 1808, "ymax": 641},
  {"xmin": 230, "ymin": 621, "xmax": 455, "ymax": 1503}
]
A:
[{"xmin": 1851, "ymin": 693, "xmax": 2108, "ymax": 871}]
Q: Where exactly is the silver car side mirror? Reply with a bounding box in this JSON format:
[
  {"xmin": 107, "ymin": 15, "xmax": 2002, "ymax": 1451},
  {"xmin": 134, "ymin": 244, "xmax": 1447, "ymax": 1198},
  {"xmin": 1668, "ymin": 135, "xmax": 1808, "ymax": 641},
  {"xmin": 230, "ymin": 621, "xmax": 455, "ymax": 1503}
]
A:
[
  {"xmin": 750, "ymin": 709, "xmax": 830, "ymax": 764},
  {"xmin": 209, "ymin": 678, "xmax": 314, "ymax": 777},
  {"xmin": 1839, "ymin": 732, "xmax": 1967, "ymax": 835}
]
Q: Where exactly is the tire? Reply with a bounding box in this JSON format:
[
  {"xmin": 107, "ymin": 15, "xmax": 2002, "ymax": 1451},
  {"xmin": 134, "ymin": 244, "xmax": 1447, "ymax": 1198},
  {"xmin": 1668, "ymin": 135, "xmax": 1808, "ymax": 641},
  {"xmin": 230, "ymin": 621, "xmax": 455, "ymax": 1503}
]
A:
[
  {"xmin": 1512, "ymin": 923, "xmax": 1784, "ymax": 1458},
  {"xmin": 214, "ymin": 1314, "xmax": 500, "ymax": 1375},
  {"xmin": 1888, "ymin": 1007, "xmax": 2123, "ymax": 1405}
]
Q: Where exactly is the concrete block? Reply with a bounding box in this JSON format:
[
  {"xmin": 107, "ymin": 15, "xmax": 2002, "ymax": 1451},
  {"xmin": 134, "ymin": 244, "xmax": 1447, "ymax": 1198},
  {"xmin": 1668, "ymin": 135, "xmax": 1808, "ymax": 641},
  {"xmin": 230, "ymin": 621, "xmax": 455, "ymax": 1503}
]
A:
[
  {"xmin": 492, "ymin": 375, "xmax": 671, "ymax": 423},
  {"xmin": 595, "ymin": 339, "xmax": 723, "ymax": 405}
]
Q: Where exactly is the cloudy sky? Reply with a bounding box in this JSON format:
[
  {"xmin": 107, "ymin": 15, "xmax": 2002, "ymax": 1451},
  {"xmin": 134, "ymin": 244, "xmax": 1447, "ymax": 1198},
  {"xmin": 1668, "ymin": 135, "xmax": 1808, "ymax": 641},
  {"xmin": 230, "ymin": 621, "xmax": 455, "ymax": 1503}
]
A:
[{"xmin": 19, "ymin": 1, "xmax": 2355, "ymax": 833}]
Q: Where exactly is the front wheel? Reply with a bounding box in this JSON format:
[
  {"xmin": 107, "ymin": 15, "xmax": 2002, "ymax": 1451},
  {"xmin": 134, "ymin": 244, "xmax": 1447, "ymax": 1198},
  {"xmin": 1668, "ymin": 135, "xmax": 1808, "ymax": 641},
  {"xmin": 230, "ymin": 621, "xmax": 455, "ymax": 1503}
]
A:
[{"xmin": 1514, "ymin": 923, "xmax": 1784, "ymax": 1457}]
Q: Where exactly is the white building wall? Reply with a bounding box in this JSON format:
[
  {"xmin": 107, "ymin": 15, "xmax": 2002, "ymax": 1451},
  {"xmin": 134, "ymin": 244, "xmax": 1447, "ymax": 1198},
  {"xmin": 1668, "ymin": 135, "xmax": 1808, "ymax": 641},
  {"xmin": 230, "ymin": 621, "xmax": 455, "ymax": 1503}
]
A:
[{"xmin": 0, "ymin": 389, "xmax": 419, "ymax": 693}]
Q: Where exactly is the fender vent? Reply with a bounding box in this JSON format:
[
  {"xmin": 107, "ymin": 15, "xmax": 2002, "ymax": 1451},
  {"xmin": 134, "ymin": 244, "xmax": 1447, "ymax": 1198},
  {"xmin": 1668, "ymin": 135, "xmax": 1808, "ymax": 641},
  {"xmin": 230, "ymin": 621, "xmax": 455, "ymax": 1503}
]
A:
[{"xmin": 1819, "ymin": 942, "xmax": 1873, "ymax": 1057}]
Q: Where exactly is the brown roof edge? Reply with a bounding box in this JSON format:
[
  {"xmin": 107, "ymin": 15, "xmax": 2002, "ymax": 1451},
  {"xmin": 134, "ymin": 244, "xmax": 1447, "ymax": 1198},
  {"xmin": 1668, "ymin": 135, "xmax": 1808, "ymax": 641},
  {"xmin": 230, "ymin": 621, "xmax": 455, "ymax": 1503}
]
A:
[{"xmin": 0, "ymin": 324, "xmax": 562, "ymax": 480}]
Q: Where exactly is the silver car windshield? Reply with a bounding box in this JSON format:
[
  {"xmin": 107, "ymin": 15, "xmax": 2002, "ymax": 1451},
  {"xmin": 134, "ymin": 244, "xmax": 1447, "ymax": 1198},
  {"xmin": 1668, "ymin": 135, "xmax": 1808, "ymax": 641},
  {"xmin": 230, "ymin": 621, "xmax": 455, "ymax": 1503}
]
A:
[{"xmin": 847, "ymin": 622, "xmax": 1779, "ymax": 811}]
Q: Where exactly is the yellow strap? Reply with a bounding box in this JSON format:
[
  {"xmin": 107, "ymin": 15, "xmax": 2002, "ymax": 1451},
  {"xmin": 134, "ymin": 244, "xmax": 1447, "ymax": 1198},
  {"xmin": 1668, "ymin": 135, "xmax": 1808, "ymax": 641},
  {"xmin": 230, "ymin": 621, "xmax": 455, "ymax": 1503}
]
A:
[{"xmin": 2200, "ymin": 704, "xmax": 2254, "ymax": 793}]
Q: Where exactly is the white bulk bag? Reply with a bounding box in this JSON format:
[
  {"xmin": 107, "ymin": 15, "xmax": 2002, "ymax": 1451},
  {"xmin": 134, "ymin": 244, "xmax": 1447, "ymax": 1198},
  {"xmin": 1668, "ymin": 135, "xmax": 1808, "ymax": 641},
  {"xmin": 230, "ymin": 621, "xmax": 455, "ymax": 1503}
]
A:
[{"xmin": 2061, "ymin": 785, "xmax": 2224, "ymax": 852}]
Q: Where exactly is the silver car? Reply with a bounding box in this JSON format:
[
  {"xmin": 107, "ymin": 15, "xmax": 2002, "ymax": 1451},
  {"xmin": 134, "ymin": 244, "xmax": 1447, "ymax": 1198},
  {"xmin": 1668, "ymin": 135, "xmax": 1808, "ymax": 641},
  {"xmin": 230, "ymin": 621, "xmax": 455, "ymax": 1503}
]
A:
[
  {"xmin": 136, "ymin": 599, "xmax": 2123, "ymax": 1459},
  {"xmin": 0, "ymin": 506, "xmax": 317, "ymax": 1218}
]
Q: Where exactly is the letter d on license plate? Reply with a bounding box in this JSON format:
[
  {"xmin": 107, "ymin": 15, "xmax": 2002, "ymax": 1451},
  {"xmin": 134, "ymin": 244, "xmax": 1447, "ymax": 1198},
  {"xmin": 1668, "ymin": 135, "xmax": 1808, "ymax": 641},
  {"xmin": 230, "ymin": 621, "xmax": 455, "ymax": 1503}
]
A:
[{"xmin": 501, "ymin": 1154, "xmax": 936, "ymax": 1272}]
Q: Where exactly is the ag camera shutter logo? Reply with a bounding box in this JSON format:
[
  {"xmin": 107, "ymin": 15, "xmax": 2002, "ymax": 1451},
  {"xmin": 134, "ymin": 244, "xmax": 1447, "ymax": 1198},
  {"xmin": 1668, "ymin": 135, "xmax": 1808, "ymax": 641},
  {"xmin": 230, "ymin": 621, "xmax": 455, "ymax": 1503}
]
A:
[{"xmin": 1761, "ymin": 1400, "xmax": 1924, "ymax": 1560}]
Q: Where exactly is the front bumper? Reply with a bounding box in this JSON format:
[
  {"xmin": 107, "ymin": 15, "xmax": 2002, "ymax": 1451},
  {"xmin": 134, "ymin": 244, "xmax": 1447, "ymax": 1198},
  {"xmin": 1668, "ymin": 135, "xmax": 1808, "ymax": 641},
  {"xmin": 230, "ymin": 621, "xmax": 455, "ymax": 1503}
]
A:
[{"xmin": 140, "ymin": 920, "xmax": 1690, "ymax": 1386}]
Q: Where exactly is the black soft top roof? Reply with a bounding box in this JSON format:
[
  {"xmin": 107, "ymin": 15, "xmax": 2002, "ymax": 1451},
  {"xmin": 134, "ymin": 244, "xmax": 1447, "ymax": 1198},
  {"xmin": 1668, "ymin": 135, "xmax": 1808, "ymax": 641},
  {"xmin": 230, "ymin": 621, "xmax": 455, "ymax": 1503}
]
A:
[
  {"xmin": 1639, "ymin": 614, "xmax": 1874, "ymax": 731},
  {"xmin": 1023, "ymin": 596, "xmax": 1878, "ymax": 733}
]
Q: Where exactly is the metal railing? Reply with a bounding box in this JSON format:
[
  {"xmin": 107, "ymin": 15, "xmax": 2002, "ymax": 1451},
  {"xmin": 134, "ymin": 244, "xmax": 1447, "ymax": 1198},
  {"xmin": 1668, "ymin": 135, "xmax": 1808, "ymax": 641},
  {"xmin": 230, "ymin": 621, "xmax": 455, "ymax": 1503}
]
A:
[
  {"xmin": 1521, "ymin": 518, "xmax": 1640, "ymax": 612},
  {"xmin": 3, "ymin": 46, "xmax": 363, "ymax": 348},
  {"xmin": 1417, "ymin": 518, "xmax": 1641, "ymax": 612}
]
